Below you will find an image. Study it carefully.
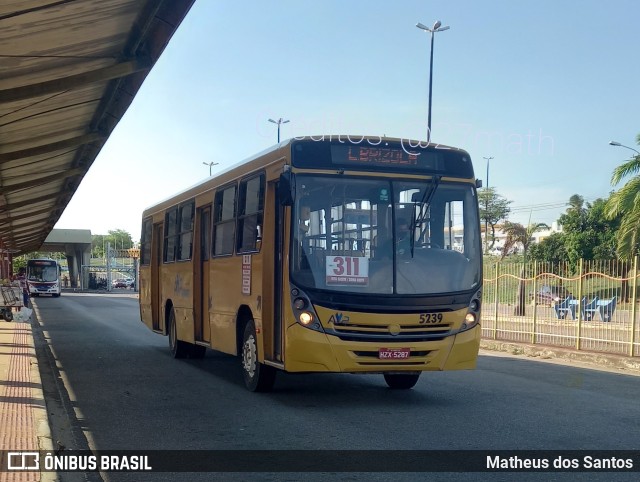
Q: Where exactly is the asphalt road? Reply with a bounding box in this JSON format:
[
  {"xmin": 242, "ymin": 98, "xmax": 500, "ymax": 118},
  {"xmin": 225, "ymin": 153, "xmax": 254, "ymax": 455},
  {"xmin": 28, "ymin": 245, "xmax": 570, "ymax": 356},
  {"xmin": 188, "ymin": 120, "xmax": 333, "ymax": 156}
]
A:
[{"xmin": 30, "ymin": 293, "xmax": 640, "ymax": 482}]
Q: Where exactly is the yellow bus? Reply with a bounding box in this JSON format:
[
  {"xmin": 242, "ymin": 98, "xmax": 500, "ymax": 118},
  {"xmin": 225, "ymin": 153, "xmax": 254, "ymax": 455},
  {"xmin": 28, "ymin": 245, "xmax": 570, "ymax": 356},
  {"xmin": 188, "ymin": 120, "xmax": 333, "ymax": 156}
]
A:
[{"xmin": 139, "ymin": 136, "xmax": 483, "ymax": 391}]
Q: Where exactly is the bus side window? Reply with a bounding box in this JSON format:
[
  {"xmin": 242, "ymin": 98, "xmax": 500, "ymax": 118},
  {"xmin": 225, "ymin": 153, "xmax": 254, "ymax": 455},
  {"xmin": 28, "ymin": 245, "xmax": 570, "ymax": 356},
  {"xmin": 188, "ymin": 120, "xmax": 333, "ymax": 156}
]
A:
[
  {"xmin": 237, "ymin": 174, "xmax": 265, "ymax": 253},
  {"xmin": 213, "ymin": 184, "xmax": 237, "ymax": 256},
  {"xmin": 177, "ymin": 200, "xmax": 195, "ymax": 260},
  {"xmin": 163, "ymin": 207, "xmax": 179, "ymax": 262}
]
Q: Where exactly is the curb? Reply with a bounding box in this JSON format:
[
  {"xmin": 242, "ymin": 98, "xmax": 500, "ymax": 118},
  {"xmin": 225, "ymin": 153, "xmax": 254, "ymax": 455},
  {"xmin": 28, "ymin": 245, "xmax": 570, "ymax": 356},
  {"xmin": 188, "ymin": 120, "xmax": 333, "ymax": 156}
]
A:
[
  {"xmin": 480, "ymin": 339, "xmax": 640, "ymax": 374},
  {"xmin": 28, "ymin": 307, "xmax": 58, "ymax": 482}
]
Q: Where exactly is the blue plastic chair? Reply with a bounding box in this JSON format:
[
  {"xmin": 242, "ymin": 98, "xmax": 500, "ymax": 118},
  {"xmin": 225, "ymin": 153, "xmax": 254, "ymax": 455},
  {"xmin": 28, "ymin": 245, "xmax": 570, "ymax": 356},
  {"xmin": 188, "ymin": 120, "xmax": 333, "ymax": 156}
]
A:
[
  {"xmin": 554, "ymin": 295, "xmax": 576, "ymax": 320},
  {"xmin": 582, "ymin": 296, "xmax": 599, "ymax": 321},
  {"xmin": 597, "ymin": 297, "xmax": 617, "ymax": 322}
]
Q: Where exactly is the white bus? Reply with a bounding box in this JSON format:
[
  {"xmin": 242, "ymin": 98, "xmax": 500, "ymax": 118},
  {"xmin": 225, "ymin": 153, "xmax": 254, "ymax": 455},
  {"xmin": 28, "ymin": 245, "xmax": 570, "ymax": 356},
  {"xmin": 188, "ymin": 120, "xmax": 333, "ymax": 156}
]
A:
[{"xmin": 26, "ymin": 259, "xmax": 62, "ymax": 297}]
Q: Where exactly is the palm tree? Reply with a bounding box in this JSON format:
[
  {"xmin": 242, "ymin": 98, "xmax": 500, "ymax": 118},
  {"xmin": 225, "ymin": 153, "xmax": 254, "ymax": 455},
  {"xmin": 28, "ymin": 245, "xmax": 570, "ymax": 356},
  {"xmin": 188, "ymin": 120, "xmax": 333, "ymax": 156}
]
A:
[
  {"xmin": 567, "ymin": 194, "xmax": 585, "ymax": 214},
  {"xmin": 500, "ymin": 221, "xmax": 549, "ymax": 316},
  {"xmin": 500, "ymin": 221, "xmax": 549, "ymax": 261},
  {"xmin": 604, "ymin": 133, "xmax": 640, "ymax": 259}
]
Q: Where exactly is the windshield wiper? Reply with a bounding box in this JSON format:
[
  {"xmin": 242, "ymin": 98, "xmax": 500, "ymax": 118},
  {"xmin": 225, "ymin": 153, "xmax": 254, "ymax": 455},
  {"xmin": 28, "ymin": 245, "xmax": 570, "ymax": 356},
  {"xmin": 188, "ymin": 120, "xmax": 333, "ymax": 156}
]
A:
[{"xmin": 410, "ymin": 175, "xmax": 441, "ymax": 257}]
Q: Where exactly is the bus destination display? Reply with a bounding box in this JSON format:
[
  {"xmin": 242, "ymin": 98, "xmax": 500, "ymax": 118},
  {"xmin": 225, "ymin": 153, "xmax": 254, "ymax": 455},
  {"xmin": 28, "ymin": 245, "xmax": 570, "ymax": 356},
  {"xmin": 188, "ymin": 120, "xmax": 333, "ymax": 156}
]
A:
[
  {"xmin": 334, "ymin": 145, "xmax": 418, "ymax": 166},
  {"xmin": 330, "ymin": 144, "xmax": 442, "ymax": 171}
]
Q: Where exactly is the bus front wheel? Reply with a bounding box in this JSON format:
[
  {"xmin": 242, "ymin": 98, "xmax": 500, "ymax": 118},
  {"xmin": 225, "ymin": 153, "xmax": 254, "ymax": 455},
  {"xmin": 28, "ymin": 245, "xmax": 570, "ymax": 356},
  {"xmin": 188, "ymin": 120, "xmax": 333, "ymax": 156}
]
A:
[
  {"xmin": 383, "ymin": 372, "xmax": 421, "ymax": 389},
  {"xmin": 241, "ymin": 320, "xmax": 276, "ymax": 392},
  {"xmin": 168, "ymin": 307, "xmax": 190, "ymax": 359}
]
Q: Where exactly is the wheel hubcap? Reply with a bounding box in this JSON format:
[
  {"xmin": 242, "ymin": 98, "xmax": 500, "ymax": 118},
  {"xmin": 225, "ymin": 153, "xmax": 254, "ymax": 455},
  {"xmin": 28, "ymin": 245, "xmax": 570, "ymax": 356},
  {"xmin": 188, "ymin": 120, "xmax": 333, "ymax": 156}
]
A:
[{"xmin": 243, "ymin": 335, "xmax": 257, "ymax": 378}]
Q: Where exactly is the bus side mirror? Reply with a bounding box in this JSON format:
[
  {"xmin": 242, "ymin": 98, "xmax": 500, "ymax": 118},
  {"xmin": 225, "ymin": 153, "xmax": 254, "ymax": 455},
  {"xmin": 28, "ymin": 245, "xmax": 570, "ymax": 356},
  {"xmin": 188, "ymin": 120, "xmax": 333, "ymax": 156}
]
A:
[
  {"xmin": 476, "ymin": 179, "xmax": 483, "ymax": 188},
  {"xmin": 278, "ymin": 171, "xmax": 295, "ymax": 206}
]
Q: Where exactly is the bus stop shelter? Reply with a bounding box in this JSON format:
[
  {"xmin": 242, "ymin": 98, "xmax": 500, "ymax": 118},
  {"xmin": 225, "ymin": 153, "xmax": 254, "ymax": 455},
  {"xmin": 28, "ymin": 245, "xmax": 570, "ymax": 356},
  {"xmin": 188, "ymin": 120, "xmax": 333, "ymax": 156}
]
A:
[{"xmin": 0, "ymin": 0, "xmax": 195, "ymax": 275}]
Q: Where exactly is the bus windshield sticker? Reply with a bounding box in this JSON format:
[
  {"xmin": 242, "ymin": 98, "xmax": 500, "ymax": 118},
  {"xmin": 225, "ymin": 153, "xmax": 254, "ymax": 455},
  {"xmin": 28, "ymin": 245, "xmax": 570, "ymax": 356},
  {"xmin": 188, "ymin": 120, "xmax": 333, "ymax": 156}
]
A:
[
  {"xmin": 242, "ymin": 255, "xmax": 251, "ymax": 295},
  {"xmin": 325, "ymin": 256, "xmax": 369, "ymax": 286}
]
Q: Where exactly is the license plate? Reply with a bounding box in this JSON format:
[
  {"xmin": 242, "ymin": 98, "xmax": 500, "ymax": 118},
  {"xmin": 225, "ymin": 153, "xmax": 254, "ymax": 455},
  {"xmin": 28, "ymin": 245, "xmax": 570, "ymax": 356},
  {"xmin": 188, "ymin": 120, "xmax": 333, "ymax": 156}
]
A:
[{"xmin": 378, "ymin": 347, "xmax": 410, "ymax": 360}]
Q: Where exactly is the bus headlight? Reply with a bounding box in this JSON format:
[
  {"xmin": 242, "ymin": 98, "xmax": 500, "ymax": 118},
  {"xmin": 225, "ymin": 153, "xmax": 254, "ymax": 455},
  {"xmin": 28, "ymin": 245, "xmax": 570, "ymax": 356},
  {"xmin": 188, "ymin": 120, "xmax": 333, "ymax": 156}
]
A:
[
  {"xmin": 290, "ymin": 285, "xmax": 324, "ymax": 333},
  {"xmin": 461, "ymin": 290, "xmax": 481, "ymax": 332},
  {"xmin": 299, "ymin": 312, "xmax": 313, "ymax": 325}
]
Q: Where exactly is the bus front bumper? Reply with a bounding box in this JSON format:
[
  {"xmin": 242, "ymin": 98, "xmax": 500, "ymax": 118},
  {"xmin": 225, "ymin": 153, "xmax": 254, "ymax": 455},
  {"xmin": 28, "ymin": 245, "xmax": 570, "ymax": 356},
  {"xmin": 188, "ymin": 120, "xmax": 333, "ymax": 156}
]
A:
[
  {"xmin": 29, "ymin": 283, "xmax": 60, "ymax": 295},
  {"xmin": 283, "ymin": 323, "xmax": 480, "ymax": 373}
]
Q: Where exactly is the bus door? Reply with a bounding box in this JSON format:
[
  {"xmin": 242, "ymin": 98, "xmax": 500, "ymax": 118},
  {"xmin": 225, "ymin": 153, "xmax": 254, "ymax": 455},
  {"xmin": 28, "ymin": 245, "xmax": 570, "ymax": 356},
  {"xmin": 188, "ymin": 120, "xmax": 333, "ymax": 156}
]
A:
[
  {"xmin": 273, "ymin": 181, "xmax": 285, "ymax": 361},
  {"xmin": 194, "ymin": 205, "xmax": 212, "ymax": 344},
  {"xmin": 260, "ymin": 179, "xmax": 285, "ymax": 364},
  {"xmin": 151, "ymin": 222, "xmax": 163, "ymax": 332}
]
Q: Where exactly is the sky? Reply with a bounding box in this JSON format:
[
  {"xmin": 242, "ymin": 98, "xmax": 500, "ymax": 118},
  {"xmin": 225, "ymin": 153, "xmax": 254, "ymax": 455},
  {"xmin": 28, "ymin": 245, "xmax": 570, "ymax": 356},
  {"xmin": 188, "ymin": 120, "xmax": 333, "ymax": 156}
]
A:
[{"xmin": 54, "ymin": 0, "xmax": 640, "ymax": 241}]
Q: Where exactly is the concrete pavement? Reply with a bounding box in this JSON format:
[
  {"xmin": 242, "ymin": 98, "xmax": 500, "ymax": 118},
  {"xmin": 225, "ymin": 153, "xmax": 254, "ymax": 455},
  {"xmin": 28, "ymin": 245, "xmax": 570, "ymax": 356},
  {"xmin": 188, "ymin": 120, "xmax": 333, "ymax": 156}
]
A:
[{"xmin": 0, "ymin": 298, "xmax": 638, "ymax": 481}]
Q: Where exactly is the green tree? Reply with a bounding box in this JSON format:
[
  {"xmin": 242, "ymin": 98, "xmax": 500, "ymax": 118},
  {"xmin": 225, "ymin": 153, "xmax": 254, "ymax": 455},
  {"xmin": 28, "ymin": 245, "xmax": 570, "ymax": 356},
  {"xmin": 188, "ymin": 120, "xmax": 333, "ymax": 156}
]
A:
[
  {"xmin": 567, "ymin": 194, "xmax": 585, "ymax": 215},
  {"xmin": 528, "ymin": 232, "xmax": 569, "ymax": 264},
  {"xmin": 604, "ymin": 133, "xmax": 640, "ymax": 259},
  {"xmin": 560, "ymin": 196, "xmax": 619, "ymax": 265},
  {"xmin": 91, "ymin": 229, "xmax": 134, "ymax": 258},
  {"xmin": 91, "ymin": 234, "xmax": 106, "ymax": 258},
  {"xmin": 478, "ymin": 188, "xmax": 512, "ymax": 251},
  {"xmin": 106, "ymin": 229, "xmax": 134, "ymax": 251}
]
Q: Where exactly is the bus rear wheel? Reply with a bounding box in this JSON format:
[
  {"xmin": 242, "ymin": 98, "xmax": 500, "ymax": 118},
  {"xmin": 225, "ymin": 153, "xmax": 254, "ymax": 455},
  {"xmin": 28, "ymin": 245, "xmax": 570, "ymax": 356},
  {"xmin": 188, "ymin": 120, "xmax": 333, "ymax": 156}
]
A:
[
  {"xmin": 241, "ymin": 320, "xmax": 276, "ymax": 392},
  {"xmin": 383, "ymin": 372, "xmax": 421, "ymax": 389},
  {"xmin": 168, "ymin": 307, "xmax": 190, "ymax": 359}
]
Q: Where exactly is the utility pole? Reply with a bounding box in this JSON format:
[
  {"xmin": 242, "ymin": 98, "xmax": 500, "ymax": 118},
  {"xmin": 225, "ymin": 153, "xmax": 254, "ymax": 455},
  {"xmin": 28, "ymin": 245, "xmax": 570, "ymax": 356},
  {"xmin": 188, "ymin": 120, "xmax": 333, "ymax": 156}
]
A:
[
  {"xmin": 416, "ymin": 20, "xmax": 450, "ymax": 140},
  {"xmin": 483, "ymin": 156, "xmax": 494, "ymax": 254},
  {"xmin": 268, "ymin": 118, "xmax": 290, "ymax": 143}
]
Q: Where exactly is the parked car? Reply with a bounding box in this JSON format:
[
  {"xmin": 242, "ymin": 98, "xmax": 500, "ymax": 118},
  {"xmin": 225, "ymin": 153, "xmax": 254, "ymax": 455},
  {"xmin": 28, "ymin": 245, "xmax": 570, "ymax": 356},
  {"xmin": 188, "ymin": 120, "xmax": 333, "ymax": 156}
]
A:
[
  {"xmin": 112, "ymin": 279, "xmax": 128, "ymax": 288},
  {"xmin": 530, "ymin": 285, "xmax": 571, "ymax": 306}
]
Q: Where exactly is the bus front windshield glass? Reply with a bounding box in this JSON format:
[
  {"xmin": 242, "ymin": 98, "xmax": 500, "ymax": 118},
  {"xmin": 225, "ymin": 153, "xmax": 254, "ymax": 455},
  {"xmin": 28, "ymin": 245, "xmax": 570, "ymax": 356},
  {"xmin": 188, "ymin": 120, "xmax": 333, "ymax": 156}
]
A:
[
  {"xmin": 291, "ymin": 175, "xmax": 481, "ymax": 295},
  {"xmin": 27, "ymin": 262, "xmax": 58, "ymax": 282}
]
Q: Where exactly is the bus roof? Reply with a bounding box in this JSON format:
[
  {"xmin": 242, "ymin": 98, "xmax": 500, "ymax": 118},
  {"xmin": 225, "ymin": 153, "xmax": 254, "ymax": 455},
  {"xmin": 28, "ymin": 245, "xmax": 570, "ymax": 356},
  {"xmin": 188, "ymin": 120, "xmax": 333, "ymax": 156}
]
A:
[
  {"xmin": 142, "ymin": 140, "xmax": 290, "ymax": 216},
  {"xmin": 141, "ymin": 136, "xmax": 472, "ymax": 218}
]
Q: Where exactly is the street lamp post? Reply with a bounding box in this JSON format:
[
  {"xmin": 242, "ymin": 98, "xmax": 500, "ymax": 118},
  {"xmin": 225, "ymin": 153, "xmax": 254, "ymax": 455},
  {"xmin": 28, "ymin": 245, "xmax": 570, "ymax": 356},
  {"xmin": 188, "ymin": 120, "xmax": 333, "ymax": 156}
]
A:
[
  {"xmin": 268, "ymin": 118, "xmax": 290, "ymax": 143},
  {"xmin": 202, "ymin": 161, "xmax": 218, "ymax": 176},
  {"xmin": 483, "ymin": 156, "xmax": 494, "ymax": 254},
  {"xmin": 416, "ymin": 20, "xmax": 450, "ymax": 140},
  {"xmin": 609, "ymin": 140, "xmax": 640, "ymax": 156}
]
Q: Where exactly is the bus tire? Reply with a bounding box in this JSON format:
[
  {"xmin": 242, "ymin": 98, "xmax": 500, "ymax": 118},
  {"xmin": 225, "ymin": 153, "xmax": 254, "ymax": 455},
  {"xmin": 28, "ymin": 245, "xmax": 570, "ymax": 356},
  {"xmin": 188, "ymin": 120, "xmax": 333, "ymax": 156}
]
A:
[
  {"xmin": 2, "ymin": 310, "xmax": 13, "ymax": 322},
  {"xmin": 241, "ymin": 320, "xmax": 276, "ymax": 392},
  {"xmin": 383, "ymin": 372, "xmax": 421, "ymax": 389},
  {"xmin": 168, "ymin": 307, "xmax": 190, "ymax": 359}
]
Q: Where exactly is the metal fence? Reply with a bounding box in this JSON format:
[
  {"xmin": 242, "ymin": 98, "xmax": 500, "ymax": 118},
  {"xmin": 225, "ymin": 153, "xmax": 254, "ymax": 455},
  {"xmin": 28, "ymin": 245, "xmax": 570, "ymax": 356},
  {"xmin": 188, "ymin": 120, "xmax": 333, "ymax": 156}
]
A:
[{"xmin": 481, "ymin": 258, "xmax": 640, "ymax": 357}]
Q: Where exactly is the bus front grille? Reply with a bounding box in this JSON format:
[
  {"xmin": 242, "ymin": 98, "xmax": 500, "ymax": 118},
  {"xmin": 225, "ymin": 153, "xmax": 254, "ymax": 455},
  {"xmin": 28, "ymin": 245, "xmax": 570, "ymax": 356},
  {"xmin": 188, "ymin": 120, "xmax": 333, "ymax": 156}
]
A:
[{"xmin": 326, "ymin": 323, "xmax": 452, "ymax": 342}]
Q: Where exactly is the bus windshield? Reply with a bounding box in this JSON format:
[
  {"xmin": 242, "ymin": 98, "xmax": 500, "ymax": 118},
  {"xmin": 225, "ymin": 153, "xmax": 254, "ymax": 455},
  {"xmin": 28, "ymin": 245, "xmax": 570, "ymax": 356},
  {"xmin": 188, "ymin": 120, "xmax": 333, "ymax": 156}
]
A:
[
  {"xmin": 27, "ymin": 260, "xmax": 59, "ymax": 282},
  {"xmin": 291, "ymin": 175, "xmax": 481, "ymax": 295}
]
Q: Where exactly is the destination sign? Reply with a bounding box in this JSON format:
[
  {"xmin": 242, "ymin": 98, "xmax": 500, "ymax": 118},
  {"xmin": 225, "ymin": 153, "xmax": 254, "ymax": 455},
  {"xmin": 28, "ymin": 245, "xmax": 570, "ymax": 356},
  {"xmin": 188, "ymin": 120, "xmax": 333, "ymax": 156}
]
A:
[
  {"xmin": 333, "ymin": 145, "xmax": 419, "ymax": 166},
  {"xmin": 291, "ymin": 138, "xmax": 474, "ymax": 178}
]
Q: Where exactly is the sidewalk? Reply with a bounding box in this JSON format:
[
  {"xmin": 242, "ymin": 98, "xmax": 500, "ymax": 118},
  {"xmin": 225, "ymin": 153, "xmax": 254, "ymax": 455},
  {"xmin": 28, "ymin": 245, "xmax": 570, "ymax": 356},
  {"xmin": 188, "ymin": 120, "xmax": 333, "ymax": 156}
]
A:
[
  {"xmin": 480, "ymin": 339, "xmax": 640, "ymax": 374},
  {"xmin": 0, "ymin": 318, "xmax": 55, "ymax": 482}
]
